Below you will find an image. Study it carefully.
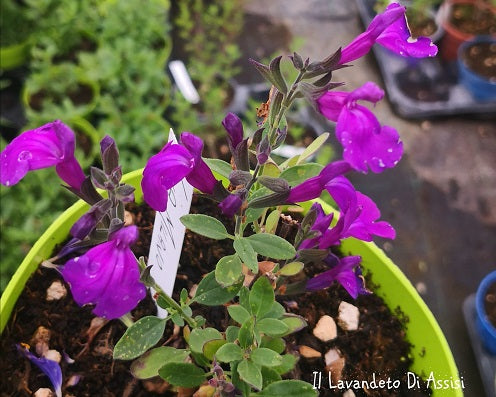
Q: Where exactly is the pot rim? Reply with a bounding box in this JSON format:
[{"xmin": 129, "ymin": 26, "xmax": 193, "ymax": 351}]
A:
[{"xmin": 475, "ymin": 270, "xmax": 496, "ymax": 338}]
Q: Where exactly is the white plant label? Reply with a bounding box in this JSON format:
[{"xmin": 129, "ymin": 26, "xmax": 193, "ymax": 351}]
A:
[{"xmin": 148, "ymin": 129, "xmax": 193, "ymax": 317}]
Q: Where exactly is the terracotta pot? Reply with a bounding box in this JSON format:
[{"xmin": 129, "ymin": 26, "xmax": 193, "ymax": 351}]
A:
[{"xmin": 438, "ymin": 0, "xmax": 496, "ymax": 61}]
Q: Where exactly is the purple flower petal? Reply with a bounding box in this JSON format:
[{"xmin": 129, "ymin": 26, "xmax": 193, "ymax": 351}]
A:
[
  {"xmin": 299, "ymin": 203, "xmax": 334, "ymax": 250},
  {"xmin": 340, "ymin": 3, "xmax": 406, "ymax": 64},
  {"xmin": 376, "ymin": 6, "xmax": 438, "ymax": 58},
  {"xmin": 343, "ymin": 192, "xmax": 396, "ymax": 241},
  {"xmin": 218, "ymin": 194, "xmax": 243, "ymax": 217},
  {"xmin": 222, "ymin": 112, "xmax": 244, "ymax": 151},
  {"xmin": 17, "ymin": 344, "xmax": 62, "ymax": 397},
  {"xmin": 61, "ymin": 225, "xmax": 147, "ymax": 319},
  {"xmin": 142, "ymin": 142, "xmax": 195, "ymax": 211},
  {"xmin": 181, "ymin": 132, "xmax": 218, "ymax": 194},
  {"xmin": 306, "ymin": 255, "xmax": 362, "ymax": 298},
  {"xmin": 1, "ymin": 120, "xmax": 85, "ymax": 189}
]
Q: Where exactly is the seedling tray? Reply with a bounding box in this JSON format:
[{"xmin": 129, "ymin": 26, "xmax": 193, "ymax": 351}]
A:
[{"xmin": 355, "ymin": 0, "xmax": 496, "ymax": 119}]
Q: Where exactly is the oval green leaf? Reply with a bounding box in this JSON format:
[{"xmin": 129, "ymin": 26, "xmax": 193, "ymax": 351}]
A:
[
  {"xmin": 279, "ymin": 261, "xmax": 304, "ymax": 276},
  {"xmin": 180, "ymin": 214, "xmax": 230, "ymax": 240},
  {"xmin": 215, "ymin": 342, "xmax": 244, "ymax": 362},
  {"xmin": 188, "ymin": 327, "xmax": 223, "ymax": 354},
  {"xmin": 249, "ymin": 277, "xmax": 274, "ymax": 318},
  {"xmin": 193, "ymin": 271, "xmax": 242, "ymax": 306},
  {"xmin": 158, "ymin": 362, "xmax": 206, "ymax": 388},
  {"xmin": 238, "ymin": 359, "xmax": 262, "ymax": 390},
  {"xmin": 251, "ymin": 347, "xmax": 283, "ymax": 367},
  {"xmin": 256, "ymin": 379, "xmax": 317, "ymax": 396},
  {"xmin": 228, "ymin": 304, "xmax": 251, "ymax": 325},
  {"xmin": 256, "ymin": 318, "xmax": 289, "ymax": 337},
  {"xmin": 113, "ymin": 316, "xmax": 166, "ymax": 360},
  {"xmin": 246, "ymin": 234, "xmax": 296, "ymax": 260},
  {"xmin": 130, "ymin": 347, "xmax": 189, "ymax": 379},
  {"xmin": 234, "ymin": 238, "xmax": 258, "ymax": 273}
]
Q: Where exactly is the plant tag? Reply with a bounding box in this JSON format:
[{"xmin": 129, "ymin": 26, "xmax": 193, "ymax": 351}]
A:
[
  {"xmin": 169, "ymin": 60, "xmax": 200, "ymax": 104},
  {"xmin": 148, "ymin": 129, "xmax": 194, "ymax": 317}
]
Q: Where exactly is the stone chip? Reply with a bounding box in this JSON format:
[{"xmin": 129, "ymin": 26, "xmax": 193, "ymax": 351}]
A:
[
  {"xmin": 313, "ymin": 315, "xmax": 337, "ymax": 342},
  {"xmin": 337, "ymin": 301, "xmax": 360, "ymax": 331}
]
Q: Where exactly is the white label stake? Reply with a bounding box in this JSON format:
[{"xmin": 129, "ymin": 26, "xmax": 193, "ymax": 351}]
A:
[{"xmin": 148, "ymin": 129, "xmax": 194, "ymax": 317}]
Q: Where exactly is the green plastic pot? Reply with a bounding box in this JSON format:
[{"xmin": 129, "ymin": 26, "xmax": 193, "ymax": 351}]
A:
[{"xmin": 0, "ymin": 170, "xmax": 461, "ymax": 396}]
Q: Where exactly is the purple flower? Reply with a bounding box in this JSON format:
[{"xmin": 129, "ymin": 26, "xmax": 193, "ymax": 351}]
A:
[
  {"xmin": 306, "ymin": 254, "xmax": 364, "ymax": 298},
  {"xmin": 17, "ymin": 344, "xmax": 62, "ymax": 397},
  {"xmin": 142, "ymin": 133, "xmax": 219, "ymax": 212},
  {"xmin": 180, "ymin": 132, "xmax": 218, "ymax": 194},
  {"xmin": 142, "ymin": 141, "xmax": 195, "ymax": 212},
  {"xmin": 287, "ymin": 160, "xmax": 352, "ymax": 202},
  {"xmin": 61, "ymin": 225, "xmax": 146, "ymax": 319},
  {"xmin": 340, "ymin": 2, "xmax": 437, "ymax": 64},
  {"xmin": 1, "ymin": 120, "xmax": 85, "ymax": 189},
  {"xmin": 222, "ymin": 112, "xmax": 244, "ymax": 152},
  {"xmin": 342, "ymin": 191, "xmax": 396, "ymax": 241},
  {"xmin": 218, "ymin": 194, "xmax": 244, "ymax": 217},
  {"xmin": 317, "ymin": 82, "xmax": 403, "ymax": 173},
  {"xmin": 299, "ymin": 202, "xmax": 334, "ymax": 250}
]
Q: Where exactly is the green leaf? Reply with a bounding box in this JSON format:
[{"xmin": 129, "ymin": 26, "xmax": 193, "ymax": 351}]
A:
[
  {"xmin": 261, "ymin": 367, "xmax": 282, "ymax": 388},
  {"xmin": 231, "ymin": 361, "xmax": 251, "ymax": 396},
  {"xmin": 234, "ymin": 238, "xmax": 259, "ymax": 274},
  {"xmin": 215, "ymin": 254, "xmax": 243, "ymax": 287},
  {"xmin": 261, "ymin": 161, "xmax": 281, "ymax": 177},
  {"xmin": 255, "ymin": 380, "xmax": 317, "ymax": 396},
  {"xmin": 239, "ymin": 286, "xmax": 250, "ymax": 311},
  {"xmin": 269, "ymin": 56, "xmax": 288, "ymax": 94},
  {"xmin": 203, "ymin": 339, "xmax": 227, "ymax": 361},
  {"xmin": 280, "ymin": 315, "xmax": 308, "ymax": 336},
  {"xmin": 255, "ymin": 318, "xmax": 289, "ymax": 337},
  {"xmin": 180, "ymin": 214, "xmax": 230, "ymax": 240},
  {"xmin": 158, "ymin": 362, "xmax": 206, "ymax": 388},
  {"xmin": 228, "ymin": 304, "xmax": 251, "ymax": 325},
  {"xmin": 204, "ymin": 158, "xmax": 233, "ymax": 179},
  {"xmin": 238, "ymin": 359, "xmax": 263, "ymax": 390},
  {"xmin": 249, "ymin": 277, "xmax": 275, "ymax": 318},
  {"xmin": 260, "ymin": 301, "xmax": 285, "ymax": 320},
  {"xmin": 226, "ymin": 326, "xmax": 240, "ymax": 343},
  {"xmin": 250, "ymin": 347, "xmax": 283, "ymax": 367},
  {"xmin": 265, "ymin": 209, "xmax": 280, "ymax": 235},
  {"xmin": 194, "ymin": 271, "xmax": 242, "ymax": 306},
  {"xmin": 215, "ymin": 342, "xmax": 244, "ymax": 362},
  {"xmin": 296, "ymin": 133, "xmax": 330, "ymax": 165},
  {"xmin": 260, "ymin": 336, "xmax": 286, "ymax": 354},
  {"xmin": 113, "ymin": 316, "xmax": 167, "ymax": 360},
  {"xmin": 188, "ymin": 327, "xmax": 223, "ymax": 354},
  {"xmin": 246, "ymin": 234, "xmax": 296, "ymax": 260},
  {"xmin": 238, "ymin": 318, "xmax": 254, "ymax": 349},
  {"xmin": 279, "ymin": 163, "xmax": 324, "ymax": 186},
  {"xmin": 279, "ymin": 261, "xmax": 304, "ymax": 276},
  {"xmin": 273, "ymin": 354, "xmax": 298, "ymax": 375},
  {"xmin": 130, "ymin": 347, "xmax": 189, "ymax": 379}
]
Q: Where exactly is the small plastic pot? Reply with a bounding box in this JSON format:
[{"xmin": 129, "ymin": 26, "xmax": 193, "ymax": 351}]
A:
[
  {"xmin": 475, "ymin": 270, "xmax": 496, "ymax": 355},
  {"xmin": 457, "ymin": 36, "xmax": 496, "ymax": 101}
]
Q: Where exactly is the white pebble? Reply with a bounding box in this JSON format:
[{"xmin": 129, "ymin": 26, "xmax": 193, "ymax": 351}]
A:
[
  {"xmin": 46, "ymin": 280, "xmax": 67, "ymax": 301},
  {"xmin": 44, "ymin": 349, "xmax": 62, "ymax": 363},
  {"xmin": 33, "ymin": 389, "xmax": 54, "ymax": 397},
  {"xmin": 299, "ymin": 345, "xmax": 322, "ymax": 358},
  {"xmin": 313, "ymin": 315, "xmax": 337, "ymax": 342},
  {"xmin": 337, "ymin": 301, "xmax": 360, "ymax": 331},
  {"xmin": 343, "ymin": 390, "xmax": 356, "ymax": 397}
]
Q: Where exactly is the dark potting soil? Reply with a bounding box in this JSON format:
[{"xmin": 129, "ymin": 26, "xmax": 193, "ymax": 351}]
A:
[
  {"xmin": 461, "ymin": 41, "xmax": 496, "ymax": 82},
  {"xmin": 484, "ymin": 281, "xmax": 496, "ymax": 328},
  {"xmin": 449, "ymin": 3, "xmax": 496, "ymax": 36},
  {"xmin": 0, "ymin": 197, "xmax": 430, "ymax": 396}
]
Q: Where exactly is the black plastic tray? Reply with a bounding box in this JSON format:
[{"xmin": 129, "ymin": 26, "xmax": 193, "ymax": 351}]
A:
[{"xmin": 355, "ymin": 0, "xmax": 496, "ymax": 119}]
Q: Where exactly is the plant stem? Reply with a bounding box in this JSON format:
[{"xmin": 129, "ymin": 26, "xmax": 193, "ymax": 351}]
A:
[
  {"xmin": 152, "ymin": 281, "xmax": 198, "ymax": 328},
  {"xmin": 119, "ymin": 313, "xmax": 134, "ymax": 328}
]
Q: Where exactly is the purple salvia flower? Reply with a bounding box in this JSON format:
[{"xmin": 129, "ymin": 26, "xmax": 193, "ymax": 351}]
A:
[
  {"xmin": 306, "ymin": 254, "xmax": 363, "ymax": 298},
  {"xmin": 222, "ymin": 112, "xmax": 244, "ymax": 152},
  {"xmin": 299, "ymin": 202, "xmax": 334, "ymax": 250},
  {"xmin": 218, "ymin": 193, "xmax": 244, "ymax": 217},
  {"xmin": 1, "ymin": 120, "xmax": 85, "ymax": 189},
  {"xmin": 317, "ymin": 82, "xmax": 403, "ymax": 174},
  {"xmin": 340, "ymin": 2, "xmax": 437, "ymax": 64},
  {"xmin": 181, "ymin": 132, "xmax": 218, "ymax": 194},
  {"xmin": 61, "ymin": 225, "xmax": 146, "ymax": 319},
  {"xmin": 70, "ymin": 199, "xmax": 112, "ymax": 240},
  {"xmin": 342, "ymin": 191, "xmax": 396, "ymax": 241},
  {"xmin": 142, "ymin": 142, "xmax": 195, "ymax": 212},
  {"xmin": 17, "ymin": 344, "xmax": 62, "ymax": 397},
  {"xmin": 287, "ymin": 160, "xmax": 352, "ymax": 202}
]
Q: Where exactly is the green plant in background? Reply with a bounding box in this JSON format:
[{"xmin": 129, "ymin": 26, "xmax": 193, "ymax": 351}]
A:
[{"xmin": 169, "ymin": 0, "xmax": 243, "ymax": 136}]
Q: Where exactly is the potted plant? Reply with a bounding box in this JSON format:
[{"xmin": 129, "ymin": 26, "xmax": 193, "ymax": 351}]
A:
[
  {"xmin": 1, "ymin": 3, "xmax": 462, "ymax": 396},
  {"xmin": 457, "ymin": 35, "xmax": 496, "ymax": 101},
  {"xmin": 438, "ymin": 0, "xmax": 496, "ymax": 60},
  {"xmin": 475, "ymin": 271, "xmax": 496, "ymax": 355}
]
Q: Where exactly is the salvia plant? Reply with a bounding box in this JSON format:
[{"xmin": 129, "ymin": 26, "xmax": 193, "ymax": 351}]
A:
[{"xmin": 0, "ymin": 3, "xmax": 437, "ymax": 396}]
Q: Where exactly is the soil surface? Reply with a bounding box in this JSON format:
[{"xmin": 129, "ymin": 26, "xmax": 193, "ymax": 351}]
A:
[
  {"xmin": 449, "ymin": 3, "xmax": 496, "ymax": 36},
  {"xmin": 461, "ymin": 41, "xmax": 496, "ymax": 82},
  {"xmin": 1, "ymin": 197, "xmax": 431, "ymax": 396},
  {"xmin": 484, "ymin": 281, "xmax": 496, "ymax": 328}
]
